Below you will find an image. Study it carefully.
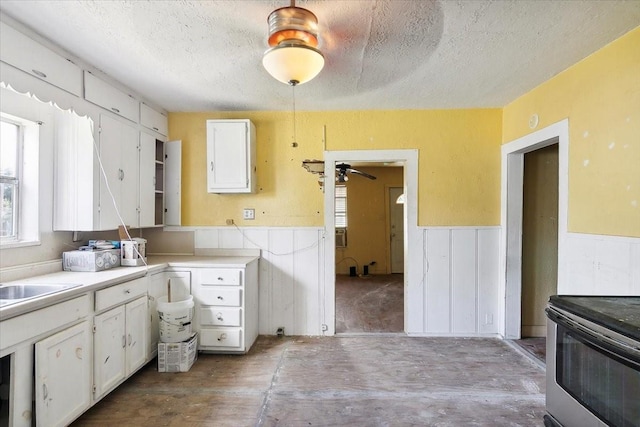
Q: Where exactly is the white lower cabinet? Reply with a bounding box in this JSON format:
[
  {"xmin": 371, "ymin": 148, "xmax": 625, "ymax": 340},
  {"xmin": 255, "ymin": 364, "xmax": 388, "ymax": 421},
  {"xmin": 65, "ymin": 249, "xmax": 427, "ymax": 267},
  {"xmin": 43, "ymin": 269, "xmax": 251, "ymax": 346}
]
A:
[
  {"xmin": 93, "ymin": 295, "xmax": 148, "ymax": 401},
  {"xmin": 34, "ymin": 321, "xmax": 92, "ymax": 427},
  {"xmin": 192, "ymin": 260, "xmax": 259, "ymax": 353}
]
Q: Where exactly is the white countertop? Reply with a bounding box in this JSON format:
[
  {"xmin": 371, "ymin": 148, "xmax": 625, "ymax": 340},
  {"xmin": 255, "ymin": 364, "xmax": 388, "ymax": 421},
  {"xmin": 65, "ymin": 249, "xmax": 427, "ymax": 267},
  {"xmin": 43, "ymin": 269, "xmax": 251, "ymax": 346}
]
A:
[{"xmin": 0, "ymin": 255, "xmax": 259, "ymax": 320}]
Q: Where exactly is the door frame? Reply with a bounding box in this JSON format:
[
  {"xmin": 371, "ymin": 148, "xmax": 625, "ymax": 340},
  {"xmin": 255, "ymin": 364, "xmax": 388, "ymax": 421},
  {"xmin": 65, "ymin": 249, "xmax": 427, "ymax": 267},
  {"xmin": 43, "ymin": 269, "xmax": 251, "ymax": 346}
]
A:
[
  {"xmin": 499, "ymin": 119, "xmax": 569, "ymax": 339},
  {"xmin": 323, "ymin": 149, "xmax": 419, "ymax": 335}
]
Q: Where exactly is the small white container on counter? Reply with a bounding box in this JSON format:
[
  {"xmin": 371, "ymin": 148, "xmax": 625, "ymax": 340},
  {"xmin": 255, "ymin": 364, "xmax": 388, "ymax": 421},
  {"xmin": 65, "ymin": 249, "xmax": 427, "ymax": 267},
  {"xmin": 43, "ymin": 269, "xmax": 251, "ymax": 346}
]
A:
[{"xmin": 120, "ymin": 238, "xmax": 147, "ymax": 266}]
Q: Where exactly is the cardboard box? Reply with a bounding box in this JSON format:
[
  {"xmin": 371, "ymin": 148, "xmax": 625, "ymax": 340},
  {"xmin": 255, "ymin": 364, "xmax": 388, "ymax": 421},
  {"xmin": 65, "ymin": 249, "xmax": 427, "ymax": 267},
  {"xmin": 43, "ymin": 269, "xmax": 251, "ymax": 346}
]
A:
[
  {"xmin": 62, "ymin": 249, "xmax": 121, "ymax": 272},
  {"xmin": 158, "ymin": 333, "xmax": 198, "ymax": 372}
]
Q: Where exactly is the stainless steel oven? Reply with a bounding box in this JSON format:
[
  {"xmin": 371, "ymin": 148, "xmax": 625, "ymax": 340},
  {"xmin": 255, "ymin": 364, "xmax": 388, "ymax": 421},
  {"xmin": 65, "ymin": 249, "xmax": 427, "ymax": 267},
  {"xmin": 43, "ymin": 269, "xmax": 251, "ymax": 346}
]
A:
[{"xmin": 545, "ymin": 296, "xmax": 640, "ymax": 427}]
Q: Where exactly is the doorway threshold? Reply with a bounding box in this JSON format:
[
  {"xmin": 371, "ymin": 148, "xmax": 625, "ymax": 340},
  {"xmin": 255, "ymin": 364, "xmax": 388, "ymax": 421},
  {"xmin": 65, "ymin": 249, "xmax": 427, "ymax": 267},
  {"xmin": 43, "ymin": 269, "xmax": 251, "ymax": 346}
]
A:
[{"xmin": 335, "ymin": 332, "xmax": 407, "ymax": 338}]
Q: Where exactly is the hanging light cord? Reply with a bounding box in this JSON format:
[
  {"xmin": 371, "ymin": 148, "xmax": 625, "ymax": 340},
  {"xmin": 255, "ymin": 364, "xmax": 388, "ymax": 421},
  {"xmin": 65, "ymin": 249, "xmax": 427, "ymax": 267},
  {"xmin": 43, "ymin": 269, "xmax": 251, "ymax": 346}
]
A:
[{"xmin": 291, "ymin": 83, "xmax": 297, "ymax": 144}]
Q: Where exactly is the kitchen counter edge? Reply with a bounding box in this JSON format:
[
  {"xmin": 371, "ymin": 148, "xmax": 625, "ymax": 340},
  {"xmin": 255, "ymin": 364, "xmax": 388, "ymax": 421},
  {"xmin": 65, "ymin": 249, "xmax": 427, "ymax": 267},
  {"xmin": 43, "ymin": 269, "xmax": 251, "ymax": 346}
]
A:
[{"xmin": 0, "ymin": 255, "xmax": 260, "ymax": 321}]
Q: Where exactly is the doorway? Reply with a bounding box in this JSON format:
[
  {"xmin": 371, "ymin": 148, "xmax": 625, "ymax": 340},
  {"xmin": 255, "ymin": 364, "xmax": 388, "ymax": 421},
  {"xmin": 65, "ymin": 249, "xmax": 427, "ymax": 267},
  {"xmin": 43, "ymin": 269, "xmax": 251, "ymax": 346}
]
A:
[
  {"xmin": 500, "ymin": 119, "xmax": 568, "ymax": 340},
  {"xmin": 521, "ymin": 144, "xmax": 558, "ymax": 338},
  {"xmin": 334, "ymin": 169, "xmax": 404, "ymax": 333},
  {"xmin": 323, "ymin": 149, "xmax": 419, "ymax": 336}
]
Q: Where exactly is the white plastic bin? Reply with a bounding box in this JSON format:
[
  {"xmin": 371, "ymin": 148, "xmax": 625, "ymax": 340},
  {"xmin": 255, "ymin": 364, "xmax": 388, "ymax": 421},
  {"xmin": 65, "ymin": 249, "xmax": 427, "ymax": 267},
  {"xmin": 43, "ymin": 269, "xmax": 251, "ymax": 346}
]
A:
[{"xmin": 157, "ymin": 295, "xmax": 194, "ymax": 343}]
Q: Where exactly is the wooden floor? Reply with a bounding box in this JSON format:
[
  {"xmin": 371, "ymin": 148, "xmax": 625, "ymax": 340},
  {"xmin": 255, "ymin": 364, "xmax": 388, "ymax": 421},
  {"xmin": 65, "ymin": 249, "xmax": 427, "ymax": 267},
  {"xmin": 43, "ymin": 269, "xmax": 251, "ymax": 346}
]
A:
[{"xmin": 72, "ymin": 335, "xmax": 546, "ymax": 426}]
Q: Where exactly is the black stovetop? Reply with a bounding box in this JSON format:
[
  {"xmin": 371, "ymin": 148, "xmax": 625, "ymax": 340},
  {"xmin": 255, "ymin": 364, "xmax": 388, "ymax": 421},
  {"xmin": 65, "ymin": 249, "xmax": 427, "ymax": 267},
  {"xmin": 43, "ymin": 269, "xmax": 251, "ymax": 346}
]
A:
[{"xmin": 549, "ymin": 295, "xmax": 640, "ymax": 341}]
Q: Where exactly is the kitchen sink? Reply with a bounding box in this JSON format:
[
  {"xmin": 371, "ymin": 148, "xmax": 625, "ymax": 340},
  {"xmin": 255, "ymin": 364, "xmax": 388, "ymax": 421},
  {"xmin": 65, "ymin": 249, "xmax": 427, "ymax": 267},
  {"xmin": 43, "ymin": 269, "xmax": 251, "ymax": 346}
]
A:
[{"xmin": 0, "ymin": 283, "xmax": 80, "ymax": 307}]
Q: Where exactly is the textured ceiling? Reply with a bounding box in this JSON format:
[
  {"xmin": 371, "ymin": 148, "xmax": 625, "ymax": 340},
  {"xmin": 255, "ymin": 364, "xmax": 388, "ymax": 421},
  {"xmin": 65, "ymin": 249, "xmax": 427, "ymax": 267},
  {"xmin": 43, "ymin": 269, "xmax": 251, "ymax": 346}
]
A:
[{"xmin": 1, "ymin": 0, "xmax": 639, "ymax": 112}]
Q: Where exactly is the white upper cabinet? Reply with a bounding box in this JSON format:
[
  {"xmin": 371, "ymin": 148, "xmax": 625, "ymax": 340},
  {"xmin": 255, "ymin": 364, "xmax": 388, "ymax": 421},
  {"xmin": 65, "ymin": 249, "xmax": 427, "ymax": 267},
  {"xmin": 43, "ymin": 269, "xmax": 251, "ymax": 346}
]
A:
[
  {"xmin": 84, "ymin": 71, "xmax": 139, "ymax": 123},
  {"xmin": 206, "ymin": 119, "xmax": 256, "ymax": 193},
  {"xmin": 140, "ymin": 103, "xmax": 168, "ymax": 136},
  {"xmin": 139, "ymin": 131, "xmax": 157, "ymax": 228},
  {"xmin": 165, "ymin": 140, "xmax": 182, "ymax": 226},
  {"xmin": 98, "ymin": 114, "xmax": 140, "ymax": 230},
  {"xmin": 0, "ymin": 21, "xmax": 82, "ymax": 97}
]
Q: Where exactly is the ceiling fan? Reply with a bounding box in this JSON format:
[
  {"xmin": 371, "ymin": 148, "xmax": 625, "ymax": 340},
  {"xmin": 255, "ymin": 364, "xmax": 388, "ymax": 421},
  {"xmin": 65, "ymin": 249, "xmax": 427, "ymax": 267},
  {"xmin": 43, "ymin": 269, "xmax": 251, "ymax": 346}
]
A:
[
  {"xmin": 335, "ymin": 163, "xmax": 377, "ymax": 182},
  {"xmin": 301, "ymin": 160, "xmax": 377, "ymax": 188}
]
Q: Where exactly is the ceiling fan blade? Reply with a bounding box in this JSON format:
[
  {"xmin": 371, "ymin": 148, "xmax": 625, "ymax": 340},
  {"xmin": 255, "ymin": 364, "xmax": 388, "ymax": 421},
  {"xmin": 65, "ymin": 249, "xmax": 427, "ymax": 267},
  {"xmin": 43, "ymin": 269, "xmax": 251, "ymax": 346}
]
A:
[{"xmin": 347, "ymin": 168, "xmax": 377, "ymax": 180}]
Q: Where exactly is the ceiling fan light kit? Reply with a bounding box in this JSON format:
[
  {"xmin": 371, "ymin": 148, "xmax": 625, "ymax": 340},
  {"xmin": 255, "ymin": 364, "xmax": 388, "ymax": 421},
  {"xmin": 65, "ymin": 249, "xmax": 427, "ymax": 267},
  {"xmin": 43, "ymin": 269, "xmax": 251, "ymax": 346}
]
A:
[{"xmin": 262, "ymin": 1, "xmax": 325, "ymax": 86}]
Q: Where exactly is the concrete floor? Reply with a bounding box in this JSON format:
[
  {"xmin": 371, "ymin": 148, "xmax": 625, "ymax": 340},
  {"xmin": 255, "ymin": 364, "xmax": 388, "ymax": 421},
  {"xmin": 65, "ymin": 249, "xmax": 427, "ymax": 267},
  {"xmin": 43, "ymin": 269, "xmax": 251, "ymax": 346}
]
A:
[{"xmin": 72, "ymin": 335, "xmax": 546, "ymax": 426}]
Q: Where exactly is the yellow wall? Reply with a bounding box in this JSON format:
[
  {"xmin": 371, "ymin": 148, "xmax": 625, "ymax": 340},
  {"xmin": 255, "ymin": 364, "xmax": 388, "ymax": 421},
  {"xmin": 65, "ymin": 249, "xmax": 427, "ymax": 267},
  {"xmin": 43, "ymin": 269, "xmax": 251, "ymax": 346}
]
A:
[
  {"xmin": 169, "ymin": 109, "xmax": 502, "ymax": 227},
  {"xmin": 335, "ymin": 167, "xmax": 403, "ymax": 275},
  {"xmin": 503, "ymin": 27, "xmax": 640, "ymax": 237}
]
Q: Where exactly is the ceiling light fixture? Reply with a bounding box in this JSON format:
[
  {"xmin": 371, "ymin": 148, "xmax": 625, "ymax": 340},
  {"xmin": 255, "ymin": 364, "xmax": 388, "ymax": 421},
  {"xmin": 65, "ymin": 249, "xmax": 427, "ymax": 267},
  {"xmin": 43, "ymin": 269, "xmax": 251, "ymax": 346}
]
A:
[{"xmin": 262, "ymin": 0, "xmax": 325, "ymax": 86}]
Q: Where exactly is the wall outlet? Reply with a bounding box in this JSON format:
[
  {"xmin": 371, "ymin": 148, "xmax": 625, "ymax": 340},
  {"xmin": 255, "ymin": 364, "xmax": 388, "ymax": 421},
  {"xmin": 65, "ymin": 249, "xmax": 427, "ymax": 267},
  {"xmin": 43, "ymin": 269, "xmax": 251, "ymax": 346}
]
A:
[
  {"xmin": 226, "ymin": 219, "xmax": 234, "ymax": 225},
  {"xmin": 243, "ymin": 208, "xmax": 255, "ymax": 220}
]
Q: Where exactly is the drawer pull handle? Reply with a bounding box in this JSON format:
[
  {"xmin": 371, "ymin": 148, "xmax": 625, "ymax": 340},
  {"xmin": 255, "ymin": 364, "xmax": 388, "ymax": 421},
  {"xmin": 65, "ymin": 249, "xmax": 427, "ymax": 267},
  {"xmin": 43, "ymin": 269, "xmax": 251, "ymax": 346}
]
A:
[
  {"xmin": 153, "ymin": 127, "xmax": 159, "ymax": 131},
  {"xmin": 216, "ymin": 313, "xmax": 224, "ymax": 321},
  {"xmin": 217, "ymin": 296, "xmax": 224, "ymax": 300},
  {"xmin": 122, "ymin": 335, "xmax": 126, "ymax": 348},
  {"xmin": 43, "ymin": 383, "xmax": 48, "ymax": 400},
  {"xmin": 218, "ymin": 333, "xmax": 227, "ymax": 342},
  {"xmin": 111, "ymin": 107, "xmax": 120, "ymax": 113},
  {"xmin": 124, "ymin": 289, "xmax": 130, "ymax": 294},
  {"xmin": 217, "ymin": 277, "xmax": 224, "ymax": 281},
  {"xmin": 32, "ymin": 69, "xmax": 47, "ymax": 78}
]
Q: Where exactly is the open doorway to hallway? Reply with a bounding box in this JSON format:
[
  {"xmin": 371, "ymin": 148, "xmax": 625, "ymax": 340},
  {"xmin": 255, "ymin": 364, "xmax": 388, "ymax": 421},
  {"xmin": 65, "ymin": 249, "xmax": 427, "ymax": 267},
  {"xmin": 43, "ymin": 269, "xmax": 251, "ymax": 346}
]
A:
[
  {"xmin": 334, "ymin": 165, "xmax": 404, "ymax": 333},
  {"xmin": 501, "ymin": 119, "xmax": 568, "ymax": 365}
]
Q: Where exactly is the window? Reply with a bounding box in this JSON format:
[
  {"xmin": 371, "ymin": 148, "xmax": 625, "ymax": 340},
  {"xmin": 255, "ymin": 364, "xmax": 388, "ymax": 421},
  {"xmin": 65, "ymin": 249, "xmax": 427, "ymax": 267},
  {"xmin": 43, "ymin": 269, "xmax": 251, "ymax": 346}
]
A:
[
  {"xmin": 1, "ymin": 119, "xmax": 20, "ymax": 241},
  {"xmin": 335, "ymin": 185, "xmax": 347, "ymax": 228},
  {"xmin": 0, "ymin": 112, "xmax": 39, "ymax": 247}
]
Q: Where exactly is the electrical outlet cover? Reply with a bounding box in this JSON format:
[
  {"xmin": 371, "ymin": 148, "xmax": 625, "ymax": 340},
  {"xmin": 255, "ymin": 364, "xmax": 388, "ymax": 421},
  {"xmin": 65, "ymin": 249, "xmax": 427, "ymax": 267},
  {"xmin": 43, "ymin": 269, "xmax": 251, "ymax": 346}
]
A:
[{"xmin": 243, "ymin": 208, "xmax": 255, "ymax": 220}]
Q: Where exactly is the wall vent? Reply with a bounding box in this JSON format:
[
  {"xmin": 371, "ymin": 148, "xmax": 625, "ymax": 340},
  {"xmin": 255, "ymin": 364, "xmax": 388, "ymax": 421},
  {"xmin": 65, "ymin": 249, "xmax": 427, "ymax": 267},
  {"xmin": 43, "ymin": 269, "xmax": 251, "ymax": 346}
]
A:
[{"xmin": 335, "ymin": 228, "xmax": 347, "ymax": 248}]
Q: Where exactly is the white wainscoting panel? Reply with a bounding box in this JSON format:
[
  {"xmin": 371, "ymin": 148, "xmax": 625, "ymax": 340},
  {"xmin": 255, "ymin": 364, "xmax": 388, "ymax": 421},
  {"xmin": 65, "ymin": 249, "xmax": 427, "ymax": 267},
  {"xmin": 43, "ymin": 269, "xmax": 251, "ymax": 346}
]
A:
[
  {"xmin": 564, "ymin": 233, "xmax": 640, "ymax": 295},
  {"xmin": 423, "ymin": 227, "xmax": 500, "ymax": 336},
  {"xmin": 195, "ymin": 227, "xmax": 325, "ymax": 336},
  {"xmin": 195, "ymin": 226, "xmax": 500, "ymax": 337}
]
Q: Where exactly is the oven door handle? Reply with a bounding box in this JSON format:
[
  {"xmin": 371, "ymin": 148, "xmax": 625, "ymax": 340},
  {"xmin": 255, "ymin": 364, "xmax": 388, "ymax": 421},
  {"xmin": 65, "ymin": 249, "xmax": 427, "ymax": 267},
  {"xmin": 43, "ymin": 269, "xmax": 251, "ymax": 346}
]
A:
[{"xmin": 547, "ymin": 308, "xmax": 640, "ymax": 365}]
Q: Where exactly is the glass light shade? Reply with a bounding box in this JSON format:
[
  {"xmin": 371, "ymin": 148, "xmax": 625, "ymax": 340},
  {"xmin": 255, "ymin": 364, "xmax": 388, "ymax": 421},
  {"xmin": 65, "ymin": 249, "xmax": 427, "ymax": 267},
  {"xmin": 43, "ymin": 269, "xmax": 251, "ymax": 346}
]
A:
[{"xmin": 263, "ymin": 43, "xmax": 324, "ymax": 85}]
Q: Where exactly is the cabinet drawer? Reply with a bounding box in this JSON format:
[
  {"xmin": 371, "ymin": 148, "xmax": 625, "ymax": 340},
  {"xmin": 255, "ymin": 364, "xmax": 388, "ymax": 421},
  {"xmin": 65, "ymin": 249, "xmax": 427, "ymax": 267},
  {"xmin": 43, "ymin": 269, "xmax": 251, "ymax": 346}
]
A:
[
  {"xmin": 0, "ymin": 295, "xmax": 90, "ymax": 350},
  {"xmin": 199, "ymin": 328, "xmax": 242, "ymax": 348},
  {"xmin": 0, "ymin": 22, "xmax": 82, "ymax": 96},
  {"xmin": 198, "ymin": 287, "xmax": 241, "ymax": 306},
  {"xmin": 95, "ymin": 277, "xmax": 147, "ymax": 312},
  {"xmin": 199, "ymin": 269, "xmax": 241, "ymax": 286},
  {"xmin": 84, "ymin": 71, "xmax": 139, "ymax": 122},
  {"xmin": 200, "ymin": 307, "xmax": 242, "ymax": 326},
  {"xmin": 140, "ymin": 103, "xmax": 168, "ymax": 136}
]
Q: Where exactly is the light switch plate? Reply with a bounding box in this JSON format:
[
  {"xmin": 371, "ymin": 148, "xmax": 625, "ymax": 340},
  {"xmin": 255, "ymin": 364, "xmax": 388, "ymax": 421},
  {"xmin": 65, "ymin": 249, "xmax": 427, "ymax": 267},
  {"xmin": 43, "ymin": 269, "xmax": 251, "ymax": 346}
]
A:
[{"xmin": 243, "ymin": 208, "xmax": 255, "ymax": 220}]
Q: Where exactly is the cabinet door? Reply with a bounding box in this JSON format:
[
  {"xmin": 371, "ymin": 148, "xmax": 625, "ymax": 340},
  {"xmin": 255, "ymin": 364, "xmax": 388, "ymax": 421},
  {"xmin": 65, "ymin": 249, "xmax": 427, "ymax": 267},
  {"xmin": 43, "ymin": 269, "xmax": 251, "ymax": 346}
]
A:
[
  {"xmin": 125, "ymin": 296, "xmax": 148, "ymax": 376},
  {"xmin": 140, "ymin": 103, "xmax": 168, "ymax": 136},
  {"xmin": 0, "ymin": 21, "xmax": 82, "ymax": 96},
  {"xmin": 94, "ymin": 306, "xmax": 126, "ymax": 400},
  {"xmin": 148, "ymin": 272, "xmax": 165, "ymax": 358},
  {"xmin": 98, "ymin": 114, "xmax": 139, "ymax": 230},
  {"xmin": 139, "ymin": 131, "xmax": 157, "ymax": 228},
  {"xmin": 206, "ymin": 120, "xmax": 254, "ymax": 193},
  {"xmin": 35, "ymin": 321, "xmax": 92, "ymax": 427},
  {"xmin": 84, "ymin": 71, "xmax": 139, "ymax": 122},
  {"xmin": 165, "ymin": 140, "xmax": 182, "ymax": 226}
]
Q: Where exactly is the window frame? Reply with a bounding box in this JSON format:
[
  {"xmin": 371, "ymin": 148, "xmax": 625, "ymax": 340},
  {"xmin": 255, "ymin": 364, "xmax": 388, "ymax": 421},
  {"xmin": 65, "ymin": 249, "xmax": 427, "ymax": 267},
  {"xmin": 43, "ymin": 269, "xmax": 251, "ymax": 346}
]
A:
[
  {"xmin": 0, "ymin": 111, "xmax": 40, "ymax": 248},
  {"xmin": 335, "ymin": 184, "xmax": 347, "ymax": 229},
  {"xmin": 0, "ymin": 116, "xmax": 23, "ymax": 243}
]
